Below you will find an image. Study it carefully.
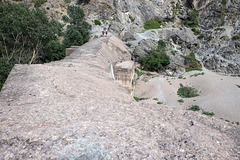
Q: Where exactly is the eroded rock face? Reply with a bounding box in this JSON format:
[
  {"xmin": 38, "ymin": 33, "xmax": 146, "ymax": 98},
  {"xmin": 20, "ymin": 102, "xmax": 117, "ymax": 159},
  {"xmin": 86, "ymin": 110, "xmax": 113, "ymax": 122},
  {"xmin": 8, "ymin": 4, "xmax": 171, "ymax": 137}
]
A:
[
  {"xmin": 197, "ymin": 0, "xmax": 240, "ymax": 74},
  {"xmin": 80, "ymin": 0, "xmax": 173, "ymax": 36}
]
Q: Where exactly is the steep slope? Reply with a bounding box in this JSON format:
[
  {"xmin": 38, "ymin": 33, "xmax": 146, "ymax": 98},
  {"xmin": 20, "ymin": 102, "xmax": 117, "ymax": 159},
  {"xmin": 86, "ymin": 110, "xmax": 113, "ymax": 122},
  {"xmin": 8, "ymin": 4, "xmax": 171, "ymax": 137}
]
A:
[{"xmin": 0, "ymin": 34, "xmax": 239, "ymax": 159}]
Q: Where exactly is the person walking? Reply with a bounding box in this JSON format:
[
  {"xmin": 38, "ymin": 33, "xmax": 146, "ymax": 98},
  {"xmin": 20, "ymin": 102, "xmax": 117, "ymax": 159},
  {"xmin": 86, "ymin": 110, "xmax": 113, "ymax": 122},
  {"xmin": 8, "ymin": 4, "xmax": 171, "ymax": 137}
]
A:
[
  {"xmin": 102, "ymin": 29, "xmax": 105, "ymax": 36},
  {"xmin": 105, "ymin": 28, "xmax": 108, "ymax": 36}
]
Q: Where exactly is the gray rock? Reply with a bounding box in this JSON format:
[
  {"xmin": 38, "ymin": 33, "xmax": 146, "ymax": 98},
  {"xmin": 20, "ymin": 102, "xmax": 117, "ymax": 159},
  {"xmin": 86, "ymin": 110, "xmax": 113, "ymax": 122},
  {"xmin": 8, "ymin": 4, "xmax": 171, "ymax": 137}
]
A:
[
  {"xmin": 122, "ymin": 32, "xmax": 136, "ymax": 42},
  {"xmin": 132, "ymin": 39, "xmax": 158, "ymax": 61}
]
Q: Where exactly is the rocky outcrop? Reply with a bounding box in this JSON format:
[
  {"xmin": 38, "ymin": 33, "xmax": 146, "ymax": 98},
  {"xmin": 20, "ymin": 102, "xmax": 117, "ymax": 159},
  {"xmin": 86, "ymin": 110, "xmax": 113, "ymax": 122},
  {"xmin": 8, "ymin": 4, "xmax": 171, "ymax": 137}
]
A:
[
  {"xmin": 80, "ymin": 0, "xmax": 240, "ymax": 74},
  {"xmin": 80, "ymin": 0, "xmax": 173, "ymax": 36},
  {"xmin": 197, "ymin": 0, "xmax": 240, "ymax": 74}
]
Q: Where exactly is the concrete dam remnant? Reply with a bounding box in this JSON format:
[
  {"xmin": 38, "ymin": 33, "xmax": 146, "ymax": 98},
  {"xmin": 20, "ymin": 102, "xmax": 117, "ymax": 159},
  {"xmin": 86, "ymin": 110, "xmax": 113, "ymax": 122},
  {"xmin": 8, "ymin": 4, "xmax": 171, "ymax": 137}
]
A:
[{"xmin": 0, "ymin": 34, "xmax": 239, "ymax": 159}]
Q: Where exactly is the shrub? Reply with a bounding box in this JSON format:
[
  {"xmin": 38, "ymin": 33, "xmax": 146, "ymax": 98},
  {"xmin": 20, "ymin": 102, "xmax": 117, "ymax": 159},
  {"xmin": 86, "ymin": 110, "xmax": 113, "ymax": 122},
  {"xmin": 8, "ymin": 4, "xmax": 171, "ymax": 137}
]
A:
[
  {"xmin": 94, "ymin": 20, "xmax": 101, "ymax": 25},
  {"xmin": 178, "ymin": 99, "xmax": 184, "ymax": 103},
  {"xmin": 133, "ymin": 97, "xmax": 148, "ymax": 102},
  {"xmin": 135, "ymin": 71, "xmax": 145, "ymax": 79},
  {"xmin": 144, "ymin": 19, "xmax": 160, "ymax": 29},
  {"xmin": 222, "ymin": 0, "xmax": 227, "ymax": 6},
  {"xmin": 198, "ymin": 33, "xmax": 205, "ymax": 39},
  {"xmin": 177, "ymin": 83, "xmax": 199, "ymax": 98},
  {"xmin": 178, "ymin": 75, "xmax": 183, "ymax": 79},
  {"xmin": 140, "ymin": 40, "xmax": 170, "ymax": 72},
  {"xmin": 65, "ymin": 0, "xmax": 71, "ymax": 3},
  {"xmin": 185, "ymin": 67, "xmax": 202, "ymax": 72},
  {"xmin": 157, "ymin": 101, "xmax": 163, "ymax": 104},
  {"xmin": 232, "ymin": 35, "xmax": 240, "ymax": 40},
  {"xmin": 62, "ymin": 5, "xmax": 91, "ymax": 48},
  {"xmin": 202, "ymin": 111, "xmax": 215, "ymax": 116},
  {"xmin": 187, "ymin": 105, "xmax": 200, "ymax": 111},
  {"xmin": 208, "ymin": 35, "xmax": 213, "ymax": 40},
  {"xmin": 0, "ymin": 58, "xmax": 13, "ymax": 91},
  {"xmin": 191, "ymin": 28, "xmax": 201, "ymax": 35},
  {"xmin": 32, "ymin": 0, "xmax": 47, "ymax": 7},
  {"xmin": 153, "ymin": 98, "xmax": 159, "ymax": 101},
  {"xmin": 183, "ymin": 9, "xmax": 199, "ymax": 28},
  {"xmin": 182, "ymin": 52, "xmax": 202, "ymax": 72},
  {"xmin": 129, "ymin": 15, "xmax": 135, "ymax": 22},
  {"xmin": 140, "ymin": 52, "xmax": 170, "ymax": 72},
  {"xmin": 190, "ymin": 72, "xmax": 205, "ymax": 77}
]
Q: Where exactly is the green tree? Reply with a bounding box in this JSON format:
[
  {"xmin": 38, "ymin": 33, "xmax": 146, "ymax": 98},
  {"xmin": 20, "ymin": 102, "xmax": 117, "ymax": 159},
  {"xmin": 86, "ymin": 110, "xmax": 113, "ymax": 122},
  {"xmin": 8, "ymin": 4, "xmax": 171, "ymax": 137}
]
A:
[
  {"xmin": 140, "ymin": 40, "xmax": 170, "ymax": 72},
  {"xmin": 0, "ymin": 2, "xmax": 64, "ymax": 91},
  {"xmin": 62, "ymin": 5, "xmax": 91, "ymax": 48},
  {"xmin": 0, "ymin": 58, "xmax": 13, "ymax": 90}
]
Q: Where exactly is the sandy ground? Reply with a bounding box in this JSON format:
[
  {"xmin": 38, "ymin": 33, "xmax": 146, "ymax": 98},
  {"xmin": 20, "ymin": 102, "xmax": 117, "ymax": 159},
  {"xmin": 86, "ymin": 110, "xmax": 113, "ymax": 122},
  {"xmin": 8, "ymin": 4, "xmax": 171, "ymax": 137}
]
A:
[{"xmin": 134, "ymin": 68, "xmax": 240, "ymax": 122}]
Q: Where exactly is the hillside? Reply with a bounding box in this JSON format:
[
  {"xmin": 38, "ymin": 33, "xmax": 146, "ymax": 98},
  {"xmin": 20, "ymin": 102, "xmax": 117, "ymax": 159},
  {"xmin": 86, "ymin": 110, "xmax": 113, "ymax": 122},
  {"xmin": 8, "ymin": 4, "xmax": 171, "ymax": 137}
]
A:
[{"xmin": 0, "ymin": 34, "xmax": 239, "ymax": 159}]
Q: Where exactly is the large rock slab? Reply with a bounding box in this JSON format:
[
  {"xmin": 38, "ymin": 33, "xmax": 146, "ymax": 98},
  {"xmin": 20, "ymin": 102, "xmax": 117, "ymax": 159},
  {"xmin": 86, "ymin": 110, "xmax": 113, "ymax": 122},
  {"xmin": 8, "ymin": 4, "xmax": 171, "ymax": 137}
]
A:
[{"xmin": 0, "ymin": 34, "xmax": 239, "ymax": 159}]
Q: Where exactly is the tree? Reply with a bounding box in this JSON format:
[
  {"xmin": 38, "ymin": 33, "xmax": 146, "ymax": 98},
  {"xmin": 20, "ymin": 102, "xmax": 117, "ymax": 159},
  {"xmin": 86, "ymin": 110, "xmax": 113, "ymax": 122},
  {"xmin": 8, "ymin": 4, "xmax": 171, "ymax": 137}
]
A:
[
  {"xmin": 140, "ymin": 40, "xmax": 170, "ymax": 72},
  {"xmin": 62, "ymin": 5, "xmax": 91, "ymax": 48},
  {"xmin": 0, "ymin": 2, "xmax": 64, "ymax": 91}
]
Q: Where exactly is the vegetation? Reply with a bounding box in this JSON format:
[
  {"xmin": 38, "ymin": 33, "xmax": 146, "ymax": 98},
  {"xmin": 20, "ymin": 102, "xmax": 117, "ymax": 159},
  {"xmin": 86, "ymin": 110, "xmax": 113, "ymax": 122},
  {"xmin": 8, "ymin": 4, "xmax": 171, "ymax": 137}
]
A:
[
  {"xmin": 222, "ymin": 0, "xmax": 227, "ymax": 6},
  {"xmin": 208, "ymin": 35, "xmax": 213, "ymax": 41},
  {"xmin": 0, "ymin": 2, "xmax": 65, "ymax": 91},
  {"xmin": 182, "ymin": 9, "xmax": 199, "ymax": 28},
  {"xmin": 157, "ymin": 101, "xmax": 163, "ymax": 104},
  {"xmin": 62, "ymin": 5, "xmax": 91, "ymax": 48},
  {"xmin": 202, "ymin": 111, "xmax": 215, "ymax": 116},
  {"xmin": 129, "ymin": 15, "xmax": 135, "ymax": 22},
  {"xmin": 198, "ymin": 33, "xmax": 205, "ymax": 39},
  {"xmin": 0, "ymin": 58, "xmax": 13, "ymax": 90},
  {"xmin": 191, "ymin": 28, "xmax": 201, "ymax": 35},
  {"xmin": 185, "ymin": 67, "xmax": 202, "ymax": 72},
  {"xmin": 190, "ymin": 72, "xmax": 205, "ymax": 77},
  {"xmin": 236, "ymin": 85, "xmax": 240, "ymax": 88},
  {"xmin": 144, "ymin": 19, "xmax": 161, "ymax": 29},
  {"xmin": 65, "ymin": 0, "xmax": 71, "ymax": 3},
  {"xmin": 187, "ymin": 105, "xmax": 215, "ymax": 117},
  {"xmin": 135, "ymin": 70, "xmax": 145, "ymax": 79},
  {"xmin": 187, "ymin": 105, "xmax": 200, "ymax": 111},
  {"xmin": 143, "ymin": 17, "xmax": 172, "ymax": 30},
  {"xmin": 0, "ymin": 3, "xmax": 91, "ymax": 91},
  {"xmin": 178, "ymin": 75, "xmax": 183, "ymax": 79},
  {"xmin": 177, "ymin": 99, "xmax": 184, "ymax": 103},
  {"xmin": 94, "ymin": 20, "xmax": 101, "ymax": 26},
  {"xmin": 32, "ymin": 0, "xmax": 47, "ymax": 7},
  {"xmin": 153, "ymin": 98, "xmax": 159, "ymax": 101},
  {"xmin": 140, "ymin": 40, "xmax": 170, "ymax": 72},
  {"xmin": 133, "ymin": 97, "xmax": 148, "ymax": 102},
  {"xmin": 177, "ymin": 83, "xmax": 199, "ymax": 98},
  {"xmin": 232, "ymin": 35, "xmax": 240, "ymax": 40},
  {"xmin": 182, "ymin": 52, "xmax": 202, "ymax": 72}
]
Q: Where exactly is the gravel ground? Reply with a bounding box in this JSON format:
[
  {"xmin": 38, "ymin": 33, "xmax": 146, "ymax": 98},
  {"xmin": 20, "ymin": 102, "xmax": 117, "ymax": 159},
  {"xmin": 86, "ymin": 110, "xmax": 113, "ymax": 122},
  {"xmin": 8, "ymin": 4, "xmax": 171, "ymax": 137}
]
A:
[{"xmin": 0, "ymin": 34, "xmax": 239, "ymax": 159}]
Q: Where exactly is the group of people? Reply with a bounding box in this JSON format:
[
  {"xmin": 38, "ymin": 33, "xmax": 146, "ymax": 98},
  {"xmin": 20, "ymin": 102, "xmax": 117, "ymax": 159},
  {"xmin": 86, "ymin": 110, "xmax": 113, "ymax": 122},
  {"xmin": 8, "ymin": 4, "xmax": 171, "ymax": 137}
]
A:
[{"xmin": 102, "ymin": 28, "xmax": 108, "ymax": 36}]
